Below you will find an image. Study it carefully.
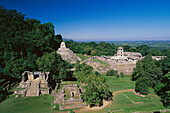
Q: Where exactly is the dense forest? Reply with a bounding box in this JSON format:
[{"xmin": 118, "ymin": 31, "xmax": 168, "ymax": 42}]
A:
[
  {"xmin": 0, "ymin": 6, "xmax": 71, "ymax": 100},
  {"xmin": 65, "ymin": 40, "xmax": 168, "ymax": 56},
  {"xmin": 132, "ymin": 53, "xmax": 170, "ymax": 108},
  {"xmin": 0, "ymin": 6, "xmax": 71, "ymax": 79}
]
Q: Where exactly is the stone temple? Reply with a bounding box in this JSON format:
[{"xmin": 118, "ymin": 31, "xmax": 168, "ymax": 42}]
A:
[
  {"xmin": 86, "ymin": 46, "xmax": 164, "ymax": 75},
  {"xmin": 14, "ymin": 71, "xmax": 50, "ymax": 97},
  {"xmin": 111, "ymin": 46, "xmax": 143, "ymax": 62},
  {"xmin": 57, "ymin": 42, "xmax": 81, "ymax": 63}
]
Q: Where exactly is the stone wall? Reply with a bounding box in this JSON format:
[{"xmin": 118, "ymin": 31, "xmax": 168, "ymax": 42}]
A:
[
  {"xmin": 40, "ymin": 89, "xmax": 49, "ymax": 95},
  {"xmin": 59, "ymin": 103, "xmax": 86, "ymax": 110},
  {"xmin": 85, "ymin": 56, "xmax": 136, "ymax": 75},
  {"xmin": 54, "ymin": 84, "xmax": 86, "ymax": 110},
  {"xmin": 14, "ymin": 89, "xmax": 24, "ymax": 95},
  {"xmin": 62, "ymin": 99, "xmax": 83, "ymax": 105}
]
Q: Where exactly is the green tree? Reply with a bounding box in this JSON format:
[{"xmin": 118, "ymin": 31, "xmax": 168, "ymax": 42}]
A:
[
  {"xmin": 155, "ymin": 72, "xmax": 170, "ymax": 108},
  {"xmin": 136, "ymin": 45, "xmax": 150, "ymax": 56},
  {"xmin": 36, "ymin": 52, "xmax": 69, "ymax": 80},
  {"xmin": 106, "ymin": 70, "xmax": 118, "ymax": 76},
  {"xmin": 132, "ymin": 54, "xmax": 163, "ymax": 87},
  {"xmin": 0, "ymin": 86, "xmax": 6, "ymax": 101},
  {"xmin": 73, "ymin": 63, "xmax": 93, "ymax": 82},
  {"xmin": 81, "ymin": 74, "xmax": 112, "ymax": 106},
  {"xmin": 0, "ymin": 6, "xmax": 62, "ymax": 79},
  {"xmin": 120, "ymin": 72, "xmax": 124, "ymax": 78},
  {"xmin": 135, "ymin": 77, "xmax": 149, "ymax": 94}
]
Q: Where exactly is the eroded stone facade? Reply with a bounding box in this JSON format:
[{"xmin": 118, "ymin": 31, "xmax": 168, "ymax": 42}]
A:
[
  {"xmin": 14, "ymin": 71, "xmax": 50, "ymax": 97},
  {"xmin": 57, "ymin": 42, "xmax": 81, "ymax": 63},
  {"xmin": 85, "ymin": 46, "xmax": 165, "ymax": 75},
  {"xmin": 54, "ymin": 84, "xmax": 86, "ymax": 110}
]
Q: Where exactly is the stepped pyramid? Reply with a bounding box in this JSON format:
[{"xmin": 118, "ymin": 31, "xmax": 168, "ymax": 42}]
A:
[{"xmin": 57, "ymin": 42, "xmax": 81, "ymax": 63}]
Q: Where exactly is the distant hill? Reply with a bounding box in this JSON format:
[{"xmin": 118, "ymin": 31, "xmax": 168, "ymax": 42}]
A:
[
  {"xmin": 63, "ymin": 38, "xmax": 73, "ymax": 41},
  {"xmin": 108, "ymin": 40, "xmax": 170, "ymax": 50},
  {"xmin": 72, "ymin": 39, "xmax": 170, "ymax": 50}
]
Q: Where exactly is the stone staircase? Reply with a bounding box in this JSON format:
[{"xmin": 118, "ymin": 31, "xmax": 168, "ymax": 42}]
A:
[{"xmin": 26, "ymin": 81, "xmax": 39, "ymax": 97}]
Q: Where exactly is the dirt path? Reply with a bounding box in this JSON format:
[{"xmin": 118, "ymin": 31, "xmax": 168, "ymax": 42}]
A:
[{"xmin": 74, "ymin": 89, "xmax": 135, "ymax": 113}]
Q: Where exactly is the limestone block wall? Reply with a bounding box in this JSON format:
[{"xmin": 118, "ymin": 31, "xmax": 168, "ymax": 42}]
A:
[
  {"xmin": 114, "ymin": 63, "xmax": 136, "ymax": 75},
  {"xmin": 62, "ymin": 99, "xmax": 83, "ymax": 105},
  {"xmin": 14, "ymin": 89, "xmax": 24, "ymax": 95},
  {"xmin": 40, "ymin": 89, "xmax": 49, "ymax": 95},
  {"xmin": 40, "ymin": 82, "xmax": 48, "ymax": 87},
  {"xmin": 59, "ymin": 103, "xmax": 86, "ymax": 110}
]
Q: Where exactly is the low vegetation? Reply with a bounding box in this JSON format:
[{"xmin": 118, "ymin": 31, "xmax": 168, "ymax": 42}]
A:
[
  {"xmin": 0, "ymin": 95, "xmax": 56, "ymax": 113},
  {"xmin": 75, "ymin": 53, "xmax": 90, "ymax": 62},
  {"xmin": 91, "ymin": 59, "xmax": 110, "ymax": 66}
]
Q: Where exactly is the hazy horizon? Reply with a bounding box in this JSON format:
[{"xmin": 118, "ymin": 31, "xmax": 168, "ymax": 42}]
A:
[{"xmin": 1, "ymin": 0, "xmax": 170, "ymax": 41}]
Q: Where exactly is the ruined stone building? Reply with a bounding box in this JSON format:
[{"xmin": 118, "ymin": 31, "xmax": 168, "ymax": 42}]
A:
[
  {"xmin": 111, "ymin": 46, "xmax": 142, "ymax": 63},
  {"xmin": 85, "ymin": 46, "xmax": 164, "ymax": 75},
  {"xmin": 57, "ymin": 42, "xmax": 81, "ymax": 63},
  {"xmin": 14, "ymin": 71, "xmax": 50, "ymax": 97}
]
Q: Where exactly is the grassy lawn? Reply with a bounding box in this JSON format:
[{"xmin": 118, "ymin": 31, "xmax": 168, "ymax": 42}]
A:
[
  {"xmin": 64, "ymin": 89, "xmax": 71, "ymax": 100},
  {"xmin": 75, "ymin": 53, "xmax": 90, "ymax": 61},
  {"xmin": 74, "ymin": 95, "xmax": 80, "ymax": 99},
  {"xmin": 91, "ymin": 59, "xmax": 110, "ymax": 66},
  {"xmin": 82, "ymin": 76, "xmax": 168, "ymax": 113},
  {"xmin": 0, "ymin": 95, "xmax": 59, "ymax": 113},
  {"xmin": 0, "ymin": 76, "xmax": 168, "ymax": 113},
  {"xmin": 105, "ymin": 75, "xmax": 135, "ymax": 92},
  {"xmin": 100, "ymin": 92, "xmax": 167, "ymax": 113},
  {"xmin": 123, "ymin": 91, "xmax": 143, "ymax": 102}
]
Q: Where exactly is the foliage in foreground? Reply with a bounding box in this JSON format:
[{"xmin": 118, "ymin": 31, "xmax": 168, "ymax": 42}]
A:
[
  {"xmin": 132, "ymin": 52, "xmax": 170, "ymax": 108},
  {"xmin": 36, "ymin": 52, "xmax": 71, "ymax": 80},
  {"xmin": 106, "ymin": 70, "xmax": 118, "ymax": 76},
  {"xmin": 0, "ymin": 6, "xmax": 63, "ymax": 79},
  {"xmin": 73, "ymin": 63, "xmax": 112, "ymax": 106},
  {"xmin": 135, "ymin": 77, "xmax": 149, "ymax": 94}
]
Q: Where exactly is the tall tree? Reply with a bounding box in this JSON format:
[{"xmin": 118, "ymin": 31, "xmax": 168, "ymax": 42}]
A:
[{"xmin": 36, "ymin": 52, "xmax": 70, "ymax": 80}]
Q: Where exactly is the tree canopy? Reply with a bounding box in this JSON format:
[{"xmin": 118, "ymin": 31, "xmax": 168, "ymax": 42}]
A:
[
  {"xmin": 73, "ymin": 63, "xmax": 112, "ymax": 106},
  {"xmin": 0, "ymin": 6, "xmax": 63, "ymax": 79}
]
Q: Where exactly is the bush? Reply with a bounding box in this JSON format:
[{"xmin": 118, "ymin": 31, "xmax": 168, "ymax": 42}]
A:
[
  {"xmin": 116, "ymin": 74, "xmax": 119, "ymax": 78},
  {"xmin": 120, "ymin": 72, "xmax": 124, "ymax": 78},
  {"xmin": 106, "ymin": 70, "xmax": 118, "ymax": 76},
  {"xmin": 135, "ymin": 77, "xmax": 149, "ymax": 94}
]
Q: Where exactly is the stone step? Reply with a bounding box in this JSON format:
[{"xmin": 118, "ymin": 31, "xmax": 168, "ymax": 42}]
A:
[{"xmin": 26, "ymin": 81, "xmax": 39, "ymax": 97}]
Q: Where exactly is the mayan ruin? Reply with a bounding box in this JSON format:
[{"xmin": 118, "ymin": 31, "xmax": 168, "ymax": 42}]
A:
[
  {"xmin": 14, "ymin": 71, "xmax": 50, "ymax": 97},
  {"xmin": 53, "ymin": 84, "xmax": 86, "ymax": 110},
  {"xmin": 85, "ymin": 46, "xmax": 165, "ymax": 75},
  {"xmin": 57, "ymin": 42, "xmax": 81, "ymax": 63},
  {"xmin": 1, "ymin": 2, "xmax": 169, "ymax": 113}
]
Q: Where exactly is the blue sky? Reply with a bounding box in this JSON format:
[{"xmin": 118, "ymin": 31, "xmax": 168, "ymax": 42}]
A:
[{"xmin": 1, "ymin": 0, "xmax": 170, "ymax": 41}]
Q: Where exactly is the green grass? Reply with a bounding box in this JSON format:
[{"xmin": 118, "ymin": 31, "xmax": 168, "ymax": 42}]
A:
[
  {"xmin": 40, "ymin": 87, "xmax": 48, "ymax": 89},
  {"xmin": 75, "ymin": 53, "xmax": 90, "ymax": 61},
  {"xmin": 91, "ymin": 59, "xmax": 110, "ymax": 66},
  {"xmin": 74, "ymin": 95, "xmax": 80, "ymax": 99},
  {"xmin": 103, "ymin": 92, "xmax": 166, "ymax": 113},
  {"xmin": 16, "ymin": 88, "xmax": 26, "ymax": 90},
  {"xmin": 64, "ymin": 89, "xmax": 71, "ymax": 100},
  {"xmin": 123, "ymin": 91, "xmax": 143, "ymax": 102},
  {"xmin": 0, "ymin": 76, "xmax": 168, "ymax": 113},
  {"xmin": 84, "ymin": 76, "xmax": 168, "ymax": 113},
  {"xmin": 0, "ymin": 95, "xmax": 58, "ymax": 113},
  {"xmin": 105, "ymin": 75, "xmax": 135, "ymax": 92},
  {"xmin": 97, "ymin": 68, "xmax": 101, "ymax": 71}
]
